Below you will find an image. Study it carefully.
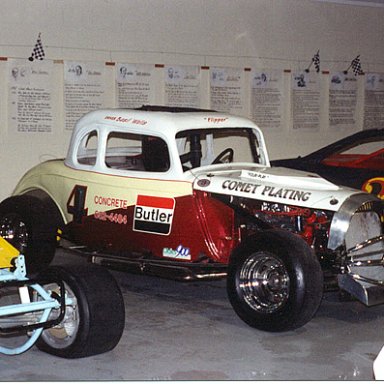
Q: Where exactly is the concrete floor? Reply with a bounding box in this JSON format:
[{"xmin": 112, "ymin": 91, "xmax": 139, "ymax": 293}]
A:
[{"xmin": 1, "ymin": 248, "xmax": 384, "ymax": 381}]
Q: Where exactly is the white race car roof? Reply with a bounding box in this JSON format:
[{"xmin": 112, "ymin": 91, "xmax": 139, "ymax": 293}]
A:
[
  {"xmin": 73, "ymin": 107, "xmax": 262, "ymax": 137},
  {"xmin": 65, "ymin": 107, "xmax": 270, "ymax": 177}
]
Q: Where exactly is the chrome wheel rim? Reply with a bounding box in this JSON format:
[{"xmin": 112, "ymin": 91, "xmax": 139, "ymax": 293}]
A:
[
  {"xmin": 40, "ymin": 283, "xmax": 79, "ymax": 349},
  {"xmin": 239, "ymin": 252, "xmax": 290, "ymax": 314},
  {"xmin": 0, "ymin": 214, "xmax": 29, "ymax": 252}
]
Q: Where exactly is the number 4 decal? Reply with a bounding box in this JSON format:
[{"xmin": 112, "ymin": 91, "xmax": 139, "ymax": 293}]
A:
[{"xmin": 67, "ymin": 185, "xmax": 88, "ymax": 224}]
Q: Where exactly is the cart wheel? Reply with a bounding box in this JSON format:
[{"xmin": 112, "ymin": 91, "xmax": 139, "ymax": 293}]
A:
[{"xmin": 36, "ymin": 264, "xmax": 125, "ymax": 358}]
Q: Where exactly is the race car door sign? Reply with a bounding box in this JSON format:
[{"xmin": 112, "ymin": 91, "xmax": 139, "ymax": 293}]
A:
[{"xmin": 133, "ymin": 195, "xmax": 175, "ymax": 235}]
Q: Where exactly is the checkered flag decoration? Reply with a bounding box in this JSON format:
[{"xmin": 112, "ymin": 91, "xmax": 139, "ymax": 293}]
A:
[
  {"xmin": 351, "ymin": 55, "xmax": 363, "ymax": 76},
  {"xmin": 305, "ymin": 50, "xmax": 320, "ymax": 73},
  {"xmin": 312, "ymin": 50, "xmax": 320, "ymax": 73},
  {"xmin": 28, "ymin": 33, "xmax": 45, "ymax": 61},
  {"xmin": 344, "ymin": 55, "xmax": 363, "ymax": 76}
]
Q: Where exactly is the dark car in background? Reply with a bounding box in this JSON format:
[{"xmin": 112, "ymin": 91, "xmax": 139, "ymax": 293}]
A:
[{"xmin": 271, "ymin": 129, "xmax": 384, "ymax": 199}]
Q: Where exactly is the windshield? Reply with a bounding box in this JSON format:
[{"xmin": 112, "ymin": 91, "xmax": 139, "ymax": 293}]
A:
[{"xmin": 176, "ymin": 128, "xmax": 267, "ymax": 171}]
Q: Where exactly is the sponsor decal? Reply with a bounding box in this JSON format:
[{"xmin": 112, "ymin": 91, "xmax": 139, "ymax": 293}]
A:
[
  {"xmin": 133, "ymin": 195, "xmax": 175, "ymax": 235},
  {"xmin": 260, "ymin": 186, "xmax": 311, "ymax": 202},
  {"xmin": 94, "ymin": 211, "xmax": 128, "ymax": 225},
  {"xmin": 222, "ymin": 179, "xmax": 260, "ymax": 193},
  {"xmin": 163, "ymin": 245, "xmax": 191, "ymax": 260},
  {"xmin": 94, "ymin": 195, "xmax": 128, "ymax": 209},
  {"xmin": 362, "ymin": 177, "xmax": 384, "ymax": 199},
  {"xmin": 222, "ymin": 179, "xmax": 312, "ymax": 202},
  {"xmin": 197, "ymin": 178, "xmax": 211, "ymax": 188}
]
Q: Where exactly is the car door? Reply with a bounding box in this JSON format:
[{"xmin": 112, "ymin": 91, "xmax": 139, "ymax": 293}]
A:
[{"xmin": 65, "ymin": 127, "xmax": 207, "ymax": 260}]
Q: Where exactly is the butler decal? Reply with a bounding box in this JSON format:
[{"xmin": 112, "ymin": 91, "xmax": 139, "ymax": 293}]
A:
[
  {"xmin": 133, "ymin": 195, "xmax": 175, "ymax": 235},
  {"xmin": 362, "ymin": 177, "xmax": 384, "ymax": 199}
]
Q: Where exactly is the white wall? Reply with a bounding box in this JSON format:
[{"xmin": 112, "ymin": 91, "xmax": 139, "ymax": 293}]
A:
[{"xmin": 0, "ymin": 0, "xmax": 383, "ymax": 200}]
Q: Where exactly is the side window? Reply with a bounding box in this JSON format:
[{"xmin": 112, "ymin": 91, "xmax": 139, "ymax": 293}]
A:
[
  {"xmin": 105, "ymin": 132, "xmax": 170, "ymax": 172},
  {"xmin": 77, "ymin": 130, "xmax": 98, "ymax": 166}
]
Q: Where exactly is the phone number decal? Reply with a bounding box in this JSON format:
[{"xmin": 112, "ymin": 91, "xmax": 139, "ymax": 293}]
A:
[{"xmin": 94, "ymin": 211, "xmax": 128, "ymax": 225}]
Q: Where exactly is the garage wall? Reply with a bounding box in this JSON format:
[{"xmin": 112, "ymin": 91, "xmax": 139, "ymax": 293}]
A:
[{"xmin": 0, "ymin": 0, "xmax": 383, "ymax": 200}]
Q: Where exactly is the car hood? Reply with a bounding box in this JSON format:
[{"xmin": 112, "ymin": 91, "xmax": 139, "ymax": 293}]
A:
[{"xmin": 191, "ymin": 164, "xmax": 362, "ymax": 211}]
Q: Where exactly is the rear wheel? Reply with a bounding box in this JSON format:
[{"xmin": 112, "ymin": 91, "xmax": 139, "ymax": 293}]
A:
[
  {"xmin": 0, "ymin": 195, "xmax": 61, "ymax": 274},
  {"xmin": 36, "ymin": 264, "xmax": 125, "ymax": 358},
  {"xmin": 227, "ymin": 229, "xmax": 323, "ymax": 332}
]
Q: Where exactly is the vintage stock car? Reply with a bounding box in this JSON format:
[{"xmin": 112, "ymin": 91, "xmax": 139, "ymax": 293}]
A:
[{"xmin": 0, "ymin": 105, "xmax": 383, "ymax": 332}]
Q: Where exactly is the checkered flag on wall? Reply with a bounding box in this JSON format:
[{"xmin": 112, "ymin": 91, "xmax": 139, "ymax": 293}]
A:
[
  {"xmin": 351, "ymin": 55, "xmax": 363, "ymax": 76},
  {"xmin": 28, "ymin": 33, "xmax": 45, "ymax": 61},
  {"xmin": 312, "ymin": 50, "xmax": 320, "ymax": 73},
  {"xmin": 305, "ymin": 50, "xmax": 320, "ymax": 73}
]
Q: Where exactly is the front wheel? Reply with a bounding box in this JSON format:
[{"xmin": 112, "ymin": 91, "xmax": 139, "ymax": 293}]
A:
[
  {"xmin": 36, "ymin": 264, "xmax": 125, "ymax": 358},
  {"xmin": 0, "ymin": 195, "xmax": 62, "ymax": 274},
  {"xmin": 227, "ymin": 230, "xmax": 323, "ymax": 332}
]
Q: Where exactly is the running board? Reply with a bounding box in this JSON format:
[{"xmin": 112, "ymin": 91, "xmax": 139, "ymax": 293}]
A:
[{"xmin": 90, "ymin": 255, "xmax": 228, "ymax": 282}]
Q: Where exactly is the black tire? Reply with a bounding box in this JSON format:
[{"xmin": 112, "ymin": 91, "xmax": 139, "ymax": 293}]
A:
[
  {"xmin": 36, "ymin": 264, "xmax": 125, "ymax": 358},
  {"xmin": 0, "ymin": 195, "xmax": 61, "ymax": 275},
  {"xmin": 227, "ymin": 229, "xmax": 323, "ymax": 332}
]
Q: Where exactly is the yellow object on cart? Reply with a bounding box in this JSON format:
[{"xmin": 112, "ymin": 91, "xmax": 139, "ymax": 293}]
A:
[{"xmin": 0, "ymin": 237, "xmax": 19, "ymax": 268}]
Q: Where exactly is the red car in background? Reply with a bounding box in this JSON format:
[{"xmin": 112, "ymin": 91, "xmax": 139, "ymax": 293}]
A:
[{"xmin": 271, "ymin": 129, "xmax": 384, "ymax": 199}]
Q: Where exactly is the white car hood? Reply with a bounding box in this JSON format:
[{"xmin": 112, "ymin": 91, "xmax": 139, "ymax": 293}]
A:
[{"xmin": 191, "ymin": 164, "xmax": 360, "ymax": 211}]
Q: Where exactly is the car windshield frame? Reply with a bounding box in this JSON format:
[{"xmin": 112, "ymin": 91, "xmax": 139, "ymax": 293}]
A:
[{"xmin": 175, "ymin": 127, "xmax": 268, "ymax": 171}]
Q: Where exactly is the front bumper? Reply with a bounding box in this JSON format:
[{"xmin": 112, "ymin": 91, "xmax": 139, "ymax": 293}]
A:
[
  {"xmin": 327, "ymin": 193, "xmax": 384, "ymax": 306},
  {"xmin": 338, "ymin": 234, "xmax": 384, "ymax": 306}
]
